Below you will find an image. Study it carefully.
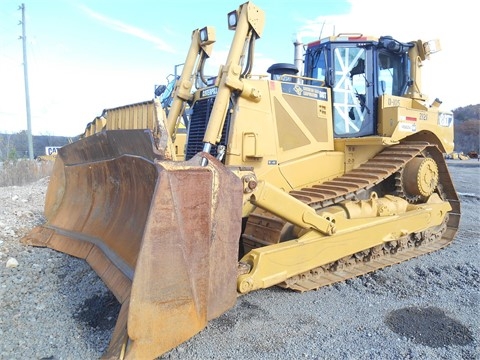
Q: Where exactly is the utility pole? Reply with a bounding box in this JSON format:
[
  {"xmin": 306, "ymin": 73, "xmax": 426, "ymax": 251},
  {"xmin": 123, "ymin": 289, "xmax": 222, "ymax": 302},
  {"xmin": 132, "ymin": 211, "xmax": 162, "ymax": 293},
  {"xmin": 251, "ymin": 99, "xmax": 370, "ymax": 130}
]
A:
[{"xmin": 19, "ymin": 3, "xmax": 34, "ymax": 160}]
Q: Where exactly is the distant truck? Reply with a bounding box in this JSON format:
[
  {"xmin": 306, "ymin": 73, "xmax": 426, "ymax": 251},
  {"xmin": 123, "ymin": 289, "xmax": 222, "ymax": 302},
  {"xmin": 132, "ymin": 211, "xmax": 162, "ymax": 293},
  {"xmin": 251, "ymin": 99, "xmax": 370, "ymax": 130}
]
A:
[{"xmin": 467, "ymin": 151, "xmax": 478, "ymax": 159}]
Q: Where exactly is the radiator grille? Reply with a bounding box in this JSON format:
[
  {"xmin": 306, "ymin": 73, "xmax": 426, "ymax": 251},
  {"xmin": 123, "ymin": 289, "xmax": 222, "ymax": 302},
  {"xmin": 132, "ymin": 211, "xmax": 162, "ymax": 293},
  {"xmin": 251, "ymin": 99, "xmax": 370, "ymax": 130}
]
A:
[{"xmin": 185, "ymin": 96, "xmax": 232, "ymax": 160}]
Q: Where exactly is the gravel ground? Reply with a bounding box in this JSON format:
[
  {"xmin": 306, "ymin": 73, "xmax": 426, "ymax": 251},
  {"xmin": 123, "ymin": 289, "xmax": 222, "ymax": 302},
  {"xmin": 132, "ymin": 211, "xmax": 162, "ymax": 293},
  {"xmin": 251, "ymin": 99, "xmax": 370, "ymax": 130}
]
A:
[{"xmin": 0, "ymin": 159, "xmax": 478, "ymax": 360}]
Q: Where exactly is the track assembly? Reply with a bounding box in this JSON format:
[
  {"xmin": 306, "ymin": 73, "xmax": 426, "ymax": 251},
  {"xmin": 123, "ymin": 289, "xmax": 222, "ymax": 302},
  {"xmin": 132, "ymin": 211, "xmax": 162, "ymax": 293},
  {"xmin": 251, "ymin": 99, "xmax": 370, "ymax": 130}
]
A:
[{"xmin": 242, "ymin": 142, "xmax": 460, "ymax": 292}]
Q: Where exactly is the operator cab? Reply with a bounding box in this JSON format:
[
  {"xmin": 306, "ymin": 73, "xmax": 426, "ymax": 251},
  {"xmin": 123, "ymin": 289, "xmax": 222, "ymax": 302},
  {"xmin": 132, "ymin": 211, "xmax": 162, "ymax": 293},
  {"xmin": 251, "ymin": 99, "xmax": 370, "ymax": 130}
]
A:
[{"xmin": 303, "ymin": 34, "xmax": 412, "ymax": 138}]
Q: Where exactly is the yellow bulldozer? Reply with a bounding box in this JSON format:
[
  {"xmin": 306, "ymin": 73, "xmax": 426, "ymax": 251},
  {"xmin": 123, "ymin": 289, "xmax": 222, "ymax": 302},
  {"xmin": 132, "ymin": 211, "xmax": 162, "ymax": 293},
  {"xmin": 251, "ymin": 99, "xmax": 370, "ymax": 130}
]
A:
[{"xmin": 22, "ymin": 2, "xmax": 460, "ymax": 359}]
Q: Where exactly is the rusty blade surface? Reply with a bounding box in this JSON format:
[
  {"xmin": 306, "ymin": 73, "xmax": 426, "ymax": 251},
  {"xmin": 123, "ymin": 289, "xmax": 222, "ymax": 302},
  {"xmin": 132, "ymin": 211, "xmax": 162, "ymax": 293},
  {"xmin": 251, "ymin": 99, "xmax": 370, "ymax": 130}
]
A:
[
  {"xmin": 125, "ymin": 156, "xmax": 242, "ymax": 358},
  {"xmin": 24, "ymin": 130, "xmax": 162, "ymax": 300},
  {"xmin": 22, "ymin": 130, "xmax": 243, "ymax": 359}
]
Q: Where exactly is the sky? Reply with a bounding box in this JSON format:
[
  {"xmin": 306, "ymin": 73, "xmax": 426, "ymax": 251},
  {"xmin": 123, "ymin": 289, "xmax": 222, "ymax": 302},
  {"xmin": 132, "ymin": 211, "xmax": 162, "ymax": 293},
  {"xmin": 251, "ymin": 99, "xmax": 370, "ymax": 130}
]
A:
[{"xmin": 0, "ymin": 0, "xmax": 477, "ymax": 136}]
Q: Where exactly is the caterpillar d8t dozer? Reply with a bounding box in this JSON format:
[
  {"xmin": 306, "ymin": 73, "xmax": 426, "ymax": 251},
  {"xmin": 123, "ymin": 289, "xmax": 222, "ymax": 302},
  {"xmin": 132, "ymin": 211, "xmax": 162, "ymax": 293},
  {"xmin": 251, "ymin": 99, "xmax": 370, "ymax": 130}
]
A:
[{"xmin": 22, "ymin": 1, "xmax": 460, "ymax": 359}]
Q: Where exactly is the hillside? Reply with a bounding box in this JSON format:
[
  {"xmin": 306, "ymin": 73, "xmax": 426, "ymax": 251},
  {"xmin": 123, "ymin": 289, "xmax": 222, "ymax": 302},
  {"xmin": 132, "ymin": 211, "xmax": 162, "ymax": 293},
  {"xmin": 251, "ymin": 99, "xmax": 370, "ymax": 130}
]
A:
[
  {"xmin": 453, "ymin": 104, "xmax": 480, "ymax": 154},
  {"xmin": 0, "ymin": 132, "xmax": 77, "ymax": 160}
]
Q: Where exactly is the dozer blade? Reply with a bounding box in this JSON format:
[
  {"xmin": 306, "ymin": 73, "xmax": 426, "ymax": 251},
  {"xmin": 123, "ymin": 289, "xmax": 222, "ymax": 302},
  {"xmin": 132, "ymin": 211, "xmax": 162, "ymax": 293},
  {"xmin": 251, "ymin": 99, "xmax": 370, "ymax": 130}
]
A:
[{"xmin": 22, "ymin": 130, "xmax": 243, "ymax": 359}]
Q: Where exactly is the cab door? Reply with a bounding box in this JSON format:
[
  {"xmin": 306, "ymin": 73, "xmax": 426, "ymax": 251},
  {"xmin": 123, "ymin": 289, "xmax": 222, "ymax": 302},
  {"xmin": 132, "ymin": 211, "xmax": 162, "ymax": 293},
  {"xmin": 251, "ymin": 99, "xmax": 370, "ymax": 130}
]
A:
[{"xmin": 330, "ymin": 44, "xmax": 375, "ymax": 137}]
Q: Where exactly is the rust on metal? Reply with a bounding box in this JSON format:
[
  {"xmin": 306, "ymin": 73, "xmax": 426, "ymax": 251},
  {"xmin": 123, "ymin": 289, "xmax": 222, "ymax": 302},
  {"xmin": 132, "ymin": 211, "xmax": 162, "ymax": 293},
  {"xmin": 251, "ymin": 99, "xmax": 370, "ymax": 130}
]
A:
[{"xmin": 22, "ymin": 130, "xmax": 243, "ymax": 359}]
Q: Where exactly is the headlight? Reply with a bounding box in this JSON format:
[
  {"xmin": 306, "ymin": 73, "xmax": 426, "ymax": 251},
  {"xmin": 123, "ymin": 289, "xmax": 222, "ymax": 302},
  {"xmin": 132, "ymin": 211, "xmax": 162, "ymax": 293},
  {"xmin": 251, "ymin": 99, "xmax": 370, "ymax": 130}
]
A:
[
  {"xmin": 198, "ymin": 26, "xmax": 215, "ymax": 46},
  {"xmin": 228, "ymin": 10, "xmax": 238, "ymax": 30},
  {"xmin": 199, "ymin": 27, "xmax": 209, "ymax": 42}
]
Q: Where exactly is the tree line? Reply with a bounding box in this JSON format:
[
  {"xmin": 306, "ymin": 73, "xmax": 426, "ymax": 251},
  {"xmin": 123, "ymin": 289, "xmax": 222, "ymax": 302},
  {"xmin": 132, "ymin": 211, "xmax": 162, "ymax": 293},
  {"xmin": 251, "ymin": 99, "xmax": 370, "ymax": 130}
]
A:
[
  {"xmin": 452, "ymin": 104, "xmax": 480, "ymax": 154},
  {"xmin": 0, "ymin": 131, "xmax": 75, "ymax": 161}
]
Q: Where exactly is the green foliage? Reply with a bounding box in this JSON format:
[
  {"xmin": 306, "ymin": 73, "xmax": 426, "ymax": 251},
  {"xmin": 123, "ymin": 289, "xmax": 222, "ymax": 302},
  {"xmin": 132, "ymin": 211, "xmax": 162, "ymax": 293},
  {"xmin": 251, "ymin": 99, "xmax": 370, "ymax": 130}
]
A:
[{"xmin": 7, "ymin": 148, "xmax": 18, "ymax": 161}]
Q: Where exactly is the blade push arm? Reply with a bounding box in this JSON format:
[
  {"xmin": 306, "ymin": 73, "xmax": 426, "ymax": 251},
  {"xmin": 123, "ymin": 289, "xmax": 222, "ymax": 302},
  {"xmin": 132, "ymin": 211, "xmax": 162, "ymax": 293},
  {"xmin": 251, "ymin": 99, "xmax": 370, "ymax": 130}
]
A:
[{"xmin": 202, "ymin": 2, "xmax": 265, "ymax": 157}]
